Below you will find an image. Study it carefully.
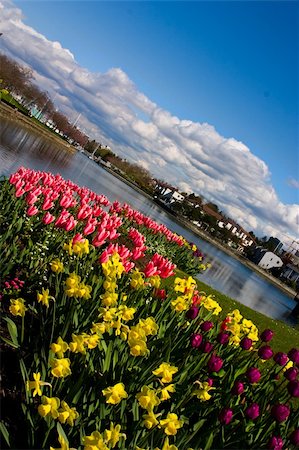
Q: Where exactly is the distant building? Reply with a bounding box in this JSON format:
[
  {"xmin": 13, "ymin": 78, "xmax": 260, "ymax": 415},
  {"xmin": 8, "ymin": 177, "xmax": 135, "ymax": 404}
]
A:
[
  {"xmin": 154, "ymin": 182, "xmax": 184, "ymax": 205},
  {"xmin": 268, "ymin": 237, "xmax": 283, "ymax": 253},
  {"xmin": 249, "ymin": 247, "xmax": 283, "ymax": 269},
  {"xmin": 217, "ymin": 219, "xmax": 255, "ymax": 247},
  {"xmin": 280, "ymin": 264, "xmax": 299, "ymax": 289}
]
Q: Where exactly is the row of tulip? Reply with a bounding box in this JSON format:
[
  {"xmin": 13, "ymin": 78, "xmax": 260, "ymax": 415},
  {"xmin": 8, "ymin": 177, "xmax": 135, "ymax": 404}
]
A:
[{"xmin": 0, "ymin": 168, "xmax": 298, "ymax": 450}]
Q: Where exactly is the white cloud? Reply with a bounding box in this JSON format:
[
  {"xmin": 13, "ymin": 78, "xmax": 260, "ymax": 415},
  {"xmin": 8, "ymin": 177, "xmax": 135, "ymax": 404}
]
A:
[
  {"xmin": 0, "ymin": 0, "xmax": 298, "ymax": 243},
  {"xmin": 288, "ymin": 177, "xmax": 299, "ymax": 189}
]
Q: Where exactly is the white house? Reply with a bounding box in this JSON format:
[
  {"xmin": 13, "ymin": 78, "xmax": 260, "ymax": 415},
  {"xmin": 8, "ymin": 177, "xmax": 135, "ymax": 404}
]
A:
[
  {"xmin": 154, "ymin": 182, "xmax": 184, "ymax": 204},
  {"xmin": 257, "ymin": 251, "xmax": 283, "ymax": 269}
]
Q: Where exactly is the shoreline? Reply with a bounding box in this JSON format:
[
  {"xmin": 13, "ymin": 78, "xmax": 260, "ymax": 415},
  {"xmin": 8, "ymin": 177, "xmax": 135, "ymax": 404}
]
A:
[
  {"xmin": 96, "ymin": 164, "xmax": 297, "ymax": 299},
  {"xmin": 0, "ymin": 102, "xmax": 76, "ymax": 153},
  {"xmin": 1, "ymin": 101, "xmax": 296, "ymax": 299}
]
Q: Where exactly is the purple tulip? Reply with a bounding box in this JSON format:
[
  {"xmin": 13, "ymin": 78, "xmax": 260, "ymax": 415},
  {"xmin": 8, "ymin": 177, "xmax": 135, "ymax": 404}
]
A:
[
  {"xmin": 190, "ymin": 333, "xmax": 203, "ymax": 348},
  {"xmin": 260, "ymin": 329, "xmax": 274, "ymax": 342},
  {"xmin": 232, "ymin": 380, "xmax": 244, "ymax": 396},
  {"xmin": 246, "ymin": 367, "xmax": 261, "ymax": 384},
  {"xmin": 200, "ymin": 340, "xmax": 214, "ymax": 353},
  {"xmin": 258, "ymin": 345, "xmax": 274, "ymax": 360},
  {"xmin": 290, "ymin": 429, "xmax": 299, "ymax": 446},
  {"xmin": 267, "ymin": 436, "xmax": 284, "ymax": 450},
  {"xmin": 217, "ymin": 332, "xmax": 230, "ymax": 345},
  {"xmin": 274, "ymin": 352, "xmax": 288, "ymax": 366},
  {"xmin": 287, "ymin": 380, "xmax": 299, "ymax": 397},
  {"xmin": 207, "ymin": 354, "xmax": 223, "ymax": 373},
  {"xmin": 200, "ymin": 321, "xmax": 214, "ymax": 332},
  {"xmin": 284, "ymin": 367, "xmax": 298, "ymax": 381},
  {"xmin": 219, "ymin": 407, "xmax": 233, "ymax": 425},
  {"xmin": 245, "ymin": 403, "xmax": 260, "ymax": 420},
  {"xmin": 271, "ymin": 404, "xmax": 290, "ymax": 423},
  {"xmin": 240, "ymin": 337, "xmax": 253, "ymax": 350},
  {"xmin": 186, "ymin": 306, "xmax": 199, "ymax": 320},
  {"xmin": 288, "ymin": 348, "xmax": 299, "ymax": 364}
]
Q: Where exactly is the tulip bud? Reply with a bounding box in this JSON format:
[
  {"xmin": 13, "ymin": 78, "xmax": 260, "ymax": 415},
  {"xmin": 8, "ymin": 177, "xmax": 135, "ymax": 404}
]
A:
[
  {"xmin": 290, "ymin": 429, "xmax": 299, "ymax": 446},
  {"xmin": 207, "ymin": 354, "xmax": 223, "ymax": 373},
  {"xmin": 274, "ymin": 352, "xmax": 288, "ymax": 366},
  {"xmin": 186, "ymin": 306, "xmax": 199, "ymax": 320},
  {"xmin": 200, "ymin": 321, "xmax": 214, "ymax": 332},
  {"xmin": 240, "ymin": 337, "xmax": 253, "ymax": 350},
  {"xmin": 245, "ymin": 403, "xmax": 260, "ymax": 420},
  {"xmin": 288, "ymin": 348, "xmax": 299, "ymax": 364},
  {"xmin": 267, "ymin": 436, "xmax": 283, "ymax": 450},
  {"xmin": 190, "ymin": 333, "xmax": 203, "ymax": 348},
  {"xmin": 231, "ymin": 380, "xmax": 244, "ymax": 396},
  {"xmin": 217, "ymin": 332, "xmax": 230, "ymax": 345},
  {"xmin": 219, "ymin": 407, "xmax": 233, "ymax": 425},
  {"xmin": 246, "ymin": 367, "xmax": 261, "ymax": 384},
  {"xmin": 258, "ymin": 345, "xmax": 274, "ymax": 360},
  {"xmin": 284, "ymin": 367, "xmax": 298, "ymax": 381},
  {"xmin": 271, "ymin": 404, "xmax": 290, "ymax": 423},
  {"xmin": 287, "ymin": 380, "xmax": 299, "ymax": 398},
  {"xmin": 260, "ymin": 329, "xmax": 274, "ymax": 342}
]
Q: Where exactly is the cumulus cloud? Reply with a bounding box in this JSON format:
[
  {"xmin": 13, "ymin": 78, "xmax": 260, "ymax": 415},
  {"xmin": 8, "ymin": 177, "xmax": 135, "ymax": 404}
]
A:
[{"xmin": 0, "ymin": 0, "xmax": 298, "ymax": 243}]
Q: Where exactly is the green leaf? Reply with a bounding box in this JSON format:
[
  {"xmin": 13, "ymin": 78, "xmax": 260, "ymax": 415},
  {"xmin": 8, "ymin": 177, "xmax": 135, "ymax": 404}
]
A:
[
  {"xmin": 0, "ymin": 421, "xmax": 10, "ymax": 446},
  {"xmin": 57, "ymin": 423, "xmax": 69, "ymax": 446},
  {"xmin": 0, "ymin": 336, "xmax": 19, "ymax": 348},
  {"xmin": 203, "ymin": 432, "xmax": 214, "ymax": 450},
  {"xmin": 3, "ymin": 317, "xmax": 19, "ymax": 347}
]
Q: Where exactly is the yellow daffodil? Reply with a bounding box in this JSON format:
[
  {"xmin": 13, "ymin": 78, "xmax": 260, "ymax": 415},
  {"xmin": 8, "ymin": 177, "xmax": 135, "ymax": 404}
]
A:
[
  {"xmin": 26, "ymin": 372, "xmax": 51, "ymax": 397},
  {"xmin": 51, "ymin": 337, "xmax": 69, "ymax": 358},
  {"xmin": 201, "ymin": 295, "xmax": 222, "ymax": 315},
  {"xmin": 136, "ymin": 386, "xmax": 160, "ymax": 411},
  {"xmin": 101, "ymin": 291, "xmax": 118, "ymax": 307},
  {"xmin": 91, "ymin": 322, "xmax": 106, "ymax": 335},
  {"xmin": 50, "ymin": 259, "xmax": 64, "ymax": 273},
  {"xmin": 142, "ymin": 411, "xmax": 159, "ymax": 429},
  {"xmin": 82, "ymin": 431, "xmax": 109, "ymax": 450},
  {"xmin": 130, "ymin": 269, "xmax": 145, "ymax": 289},
  {"xmin": 128, "ymin": 338, "xmax": 148, "ymax": 357},
  {"xmin": 38, "ymin": 396, "xmax": 60, "ymax": 418},
  {"xmin": 102, "ymin": 382, "xmax": 128, "ymax": 405},
  {"xmin": 73, "ymin": 238, "xmax": 89, "ymax": 256},
  {"xmin": 57, "ymin": 400, "xmax": 79, "ymax": 426},
  {"xmin": 117, "ymin": 305, "xmax": 136, "ymax": 321},
  {"xmin": 153, "ymin": 363, "xmax": 178, "ymax": 384},
  {"xmin": 50, "ymin": 433, "xmax": 70, "ymax": 450},
  {"xmin": 161, "ymin": 437, "xmax": 179, "ymax": 450},
  {"xmin": 159, "ymin": 384, "xmax": 175, "ymax": 401},
  {"xmin": 192, "ymin": 381, "xmax": 214, "ymax": 401},
  {"xmin": 37, "ymin": 288, "xmax": 55, "ymax": 308},
  {"xmin": 69, "ymin": 334, "xmax": 86, "ymax": 354},
  {"xmin": 103, "ymin": 423, "xmax": 126, "ymax": 448},
  {"xmin": 171, "ymin": 296, "xmax": 190, "ymax": 312},
  {"xmin": 138, "ymin": 317, "xmax": 158, "ymax": 336},
  {"xmin": 9, "ymin": 298, "xmax": 27, "ymax": 317},
  {"xmin": 159, "ymin": 413, "xmax": 183, "ymax": 436},
  {"xmin": 85, "ymin": 333, "xmax": 100, "ymax": 349},
  {"xmin": 50, "ymin": 358, "xmax": 71, "ymax": 378},
  {"xmin": 148, "ymin": 275, "xmax": 161, "ymax": 289}
]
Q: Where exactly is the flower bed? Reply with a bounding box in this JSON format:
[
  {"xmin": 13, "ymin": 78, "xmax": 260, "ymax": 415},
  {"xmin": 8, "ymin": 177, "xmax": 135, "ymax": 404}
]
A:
[{"xmin": 0, "ymin": 167, "xmax": 298, "ymax": 450}]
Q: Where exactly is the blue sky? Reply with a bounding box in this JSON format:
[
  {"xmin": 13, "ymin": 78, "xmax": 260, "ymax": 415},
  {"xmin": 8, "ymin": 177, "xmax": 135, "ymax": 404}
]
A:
[
  {"xmin": 14, "ymin": 1, "xmax": 299, "ymax": 204},
  {"xmin": 1, "ymin": 0, "xmax": 298, "ymax": 241}
]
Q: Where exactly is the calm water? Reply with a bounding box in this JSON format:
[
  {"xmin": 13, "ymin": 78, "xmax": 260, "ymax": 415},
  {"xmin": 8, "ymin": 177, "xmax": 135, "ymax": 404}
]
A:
[{"xmin": 0, "ymin": 116, "xmax": 297, "ymax": 325}]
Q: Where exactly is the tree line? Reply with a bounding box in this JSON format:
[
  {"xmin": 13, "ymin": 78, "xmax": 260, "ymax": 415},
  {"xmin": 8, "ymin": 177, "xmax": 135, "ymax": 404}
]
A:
[{"xmin": 0, "ymin": 53, "xmax": 87, "ymax": 146}]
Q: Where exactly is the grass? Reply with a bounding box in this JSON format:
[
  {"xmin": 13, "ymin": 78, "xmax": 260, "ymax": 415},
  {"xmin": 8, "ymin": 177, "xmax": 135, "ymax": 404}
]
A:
[{"xmin": 163, "ymin": 270, "xmax": 299, "ymax": 353}]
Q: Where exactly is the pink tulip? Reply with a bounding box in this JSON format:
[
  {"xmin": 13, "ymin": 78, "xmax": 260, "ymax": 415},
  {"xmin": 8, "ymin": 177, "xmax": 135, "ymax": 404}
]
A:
[
  {"xmin": 42, "ymin": 212, "xmax": 55, "ymax": 224},
  {"xmin": 27, "ymin": 205, "xmax": 39, "ymax": 216}
]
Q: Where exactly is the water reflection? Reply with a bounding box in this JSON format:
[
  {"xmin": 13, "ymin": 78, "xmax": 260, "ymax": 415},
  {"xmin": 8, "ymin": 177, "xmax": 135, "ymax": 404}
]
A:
[{"xmin": 0, "ymin": 116, "xmax": 297, "ymax": 325}]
